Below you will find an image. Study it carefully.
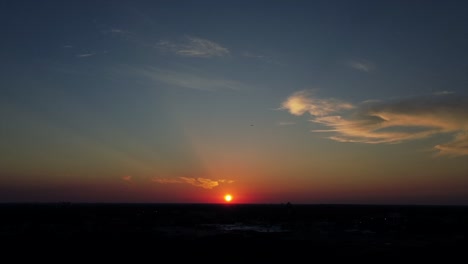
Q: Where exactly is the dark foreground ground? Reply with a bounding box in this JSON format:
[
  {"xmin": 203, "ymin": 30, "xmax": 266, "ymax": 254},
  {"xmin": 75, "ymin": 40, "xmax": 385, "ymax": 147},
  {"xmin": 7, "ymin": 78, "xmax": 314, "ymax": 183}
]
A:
[{"xmin": 1, "ymin": 203, "xmax": 467, "ymax": 261}]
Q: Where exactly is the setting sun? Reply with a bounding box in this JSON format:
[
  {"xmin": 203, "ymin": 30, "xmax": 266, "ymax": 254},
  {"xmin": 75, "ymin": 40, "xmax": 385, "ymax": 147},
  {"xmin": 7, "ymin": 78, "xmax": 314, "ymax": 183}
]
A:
[{"xmin": 224, "ymin": 194, "xmax": 233, "ymax": 202}]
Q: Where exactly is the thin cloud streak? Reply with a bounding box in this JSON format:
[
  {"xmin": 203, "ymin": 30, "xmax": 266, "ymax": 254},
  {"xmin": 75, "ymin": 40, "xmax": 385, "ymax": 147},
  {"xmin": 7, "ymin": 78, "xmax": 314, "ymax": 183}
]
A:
[
  {"xmin": 152, "ymin": 177, "xmax": 234, "ymax": 189},
  {"xmin": 434, "ymin": 133, "xmax": 468, "ymax": 157},
  {"xmin": 433, "ymin": 90, "xmax": 454, "ymax": 96},
  {"xmin": 76, "ymin": 53, "xmax": 95, "ymax": 58},
  {"xmin": 179, "ymin": 177, "xmax": 219, "ymax": 189},
  {"xmin": 282, "ymin": 92, "xmax": 468, "ymax": 156},
  {"xmin": 122, "ymin": 175, "xmax": 132, "ymax": 181},
  {"xmin": 137, "ymin": 67, "xmax": 249, "ymax": 91},
  {"xmin": 109, "ymin": 28, "xmax": 125, "ymax": 34},
  {"xmin": 157, "ymin": 36, "xmax": 229, "ymax": 58},
  {"xmin": 102, "ymin": 28, "xmax": 132, "ymax": 37},
  {"xmin": 218, "ymin": 179, "xmax": 235, "ymax": 184},
  {"xmin": 349, "ymin": 60, "xmax": 374, "ymax": 72}
]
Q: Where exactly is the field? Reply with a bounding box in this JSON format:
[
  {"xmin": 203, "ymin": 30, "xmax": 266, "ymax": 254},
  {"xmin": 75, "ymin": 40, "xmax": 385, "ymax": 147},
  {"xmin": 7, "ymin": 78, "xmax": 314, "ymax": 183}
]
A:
[{"xmin": 1, "ymin": 203, "xmax": 467, "ymax": 260}]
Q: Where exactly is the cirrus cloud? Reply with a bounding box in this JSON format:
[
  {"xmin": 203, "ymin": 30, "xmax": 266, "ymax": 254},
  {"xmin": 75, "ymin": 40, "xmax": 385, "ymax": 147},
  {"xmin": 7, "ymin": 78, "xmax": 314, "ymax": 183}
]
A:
[
  {"xmin": 122, "ymin": 175, "xmax": 132, "ymax": 181},
  {"xmin": 349, "ymin": 60, "xmax": 374, "ymax": 72},
  {"xmin": 140, "ymin": 68, "xmax": 248, "ymax": 91},
  {"xmin": 152, "ymin": 177, "xmax": 234, "ymax": 189},
  {"xmin": 76, "ymin": 53, "xmax": 95, "ymax": 58},
  {"xmin": 157, "ymin": 36, "xmax": 230, "ymax": 58},
  {"xmin": 281, "ymin": 91, "xmax": 468, "ymax": 156}
]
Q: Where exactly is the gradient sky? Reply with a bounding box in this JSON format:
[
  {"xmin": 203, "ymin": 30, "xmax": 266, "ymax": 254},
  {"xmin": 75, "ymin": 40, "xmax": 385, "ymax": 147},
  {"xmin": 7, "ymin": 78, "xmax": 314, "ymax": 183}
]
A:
[{"xmin": 1, "ymin": 0, "xmax": 468, "ymax": 204}]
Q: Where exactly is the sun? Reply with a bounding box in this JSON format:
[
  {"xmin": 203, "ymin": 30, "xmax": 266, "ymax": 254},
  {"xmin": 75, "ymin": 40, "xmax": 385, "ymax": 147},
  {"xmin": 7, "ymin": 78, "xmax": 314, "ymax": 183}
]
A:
[{"xmin": 224, "ymin": 194, "xmax": 233, "ymax": 202}]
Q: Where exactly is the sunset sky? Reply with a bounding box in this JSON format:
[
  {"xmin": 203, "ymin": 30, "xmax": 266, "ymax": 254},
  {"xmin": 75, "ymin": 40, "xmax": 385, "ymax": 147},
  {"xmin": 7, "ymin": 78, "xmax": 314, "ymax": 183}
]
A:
[{"xmin": 1, "ymin": 0, "xmax": 468, "ymax": 204}]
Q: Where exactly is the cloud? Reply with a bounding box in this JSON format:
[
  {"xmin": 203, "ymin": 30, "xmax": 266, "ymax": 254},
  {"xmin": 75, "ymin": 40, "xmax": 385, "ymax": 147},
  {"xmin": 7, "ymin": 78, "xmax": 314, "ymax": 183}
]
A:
[
  {"xmin": 281, "ymin": 90, "xmax": 354, "ymax": 116},
  {"xmin": 179, "ymin": 177, "xmax": 219, "ymax": 189},
  {"xmin": 349, "ymin": 60, "xmax": 374, "ymax": 72},
  {"xmin": 157, "ymin": 36, "xmax": 229, "ymax": 58},
  {"xmin": 218, "ymin": 179, "xmax": 235, "ymax": 184},
  {"xmin": 122, "ymin": 175, "xmax": 132, "ymax": 181},
  {"xmin": 281, "ymin": 92, "xmax": 468, "ymax": 156},
  {"xmin": 76, "ymin": 53, "xmax": 95, "ymax": 58},
  {"xmin": 151, "ymin": 178, "xmax": 181, "ymax": 184},
  {"xmin": 102, "ymin": 28, "xmax": 138, "ymax": 44},
  {"xmin": 136, "ymin": 67, "xmax": 249, "ymax": 91},
  {"xmin": 434, "ymin": 133, "xmax": 468, "ymax": 156},
  {"xmin": 109, "ymin": 28, "xmax": 125, "ymax": 34},
  {"xmin": 102, "ymin": 28, "xmax": 131, "ymax": 36},
  {"xmin": 242, "ymin": 51, "xmax": 284, "ymax": 65},
  {"xmin": 152, "ymin": 177, "xmax": 233, "ymax": 189},
  {"xmin": 433, "ymin": 90, "xmax": 454, "ymax": 96}
]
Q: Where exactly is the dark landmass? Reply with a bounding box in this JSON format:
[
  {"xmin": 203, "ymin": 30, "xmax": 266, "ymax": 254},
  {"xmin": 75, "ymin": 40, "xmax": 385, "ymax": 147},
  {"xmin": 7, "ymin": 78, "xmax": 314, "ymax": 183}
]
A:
[{"xmin": 1, "ymin": 203, "xmax": 467, "ymax": 261}]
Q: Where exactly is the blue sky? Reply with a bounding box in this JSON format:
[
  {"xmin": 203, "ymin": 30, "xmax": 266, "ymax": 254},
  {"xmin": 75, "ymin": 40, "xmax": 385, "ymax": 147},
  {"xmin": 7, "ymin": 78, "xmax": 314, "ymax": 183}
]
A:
[{"xmin": 1, "ymin": 0, "xmax": 468, "ymax": 203}]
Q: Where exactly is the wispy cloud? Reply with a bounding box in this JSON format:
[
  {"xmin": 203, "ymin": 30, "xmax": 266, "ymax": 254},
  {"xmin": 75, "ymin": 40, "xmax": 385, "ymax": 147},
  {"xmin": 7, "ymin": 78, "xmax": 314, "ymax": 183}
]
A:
[
  {"xmin": 349, "ymin": 60, "xmax": 374, "ymax": 72},
  {"xmin": 434, "ymin": 133, "xmax": 468, "ymax": 156},
  {"xmin": 433, "ymin": 90, "xmax": 454, "ymax": 96},
  {"xmin": 109, "ymin": 28, "xmax": 125, "ymax": 34},
  {"xmin": 218, "ymin": 179, "xmax": 235, "ymax": 184},
  {"xmin": 242, "ymin": 51, "xmax": 284, "ymax": 65},
  {"xmin": 280, "ymin": 90, "xmax": 354, "ymax": 116},
  {"xmin": 102, "ymin": 28, "xmax": 131, "ymax": 36},
  {"xmin": 151, "ymin": 178, "xmax": 181, "ymax": 184},
  {"xmin": 152, "ymin": 177, "xmax": 233, "ymax": 189},
  {"xmin": 76, "ymin": 53, "xmax": 95, "ymax": 58},
  {"xmin": 102, "ymin": 28, "xmax": 138, "ymax": 45},
  {"xmin": 281, "ymin": 92, "xmax": 468, "ymax": 156},
  {"xmin": 179, "ymin": 177, "xmax": 220, "ymax": 189},
  {"xmin": 157, "ymin": 36, "xmax": 229, "ymax": 58},
  {"xmin": 136, "ymin": 67, "xmax": 249, "ymax": 91},
  {"xmin": 122, "ymin": 175, "xmax": 132, "ymax": 181}
]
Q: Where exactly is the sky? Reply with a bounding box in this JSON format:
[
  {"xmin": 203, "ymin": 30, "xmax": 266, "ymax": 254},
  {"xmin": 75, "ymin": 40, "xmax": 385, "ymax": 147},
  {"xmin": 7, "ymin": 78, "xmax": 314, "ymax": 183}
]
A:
[{"xmin": 1, "ymin": 0, "xmax": 468, "ymax": 204}]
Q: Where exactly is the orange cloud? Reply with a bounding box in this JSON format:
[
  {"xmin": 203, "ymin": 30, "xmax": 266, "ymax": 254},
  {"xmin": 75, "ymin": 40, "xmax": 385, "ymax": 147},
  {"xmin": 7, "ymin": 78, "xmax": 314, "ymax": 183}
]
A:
[
  {"xmin": 282, "ymin": 92, "xmax": 468, "ymax": 156},
  {"xmin": 281, "ymin": 90, "xmax": 354, "ymax": 116},
  {"xmin": 122, "ymin": 175, "xmax": 132, "ymax": 181},
  {"xmin": 152, "ymin": 177, "xmax": 234, "ymax": 189},
  {"xmin": 434, "ymin": 133, "xmax": 468, "ymax": 157}
]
